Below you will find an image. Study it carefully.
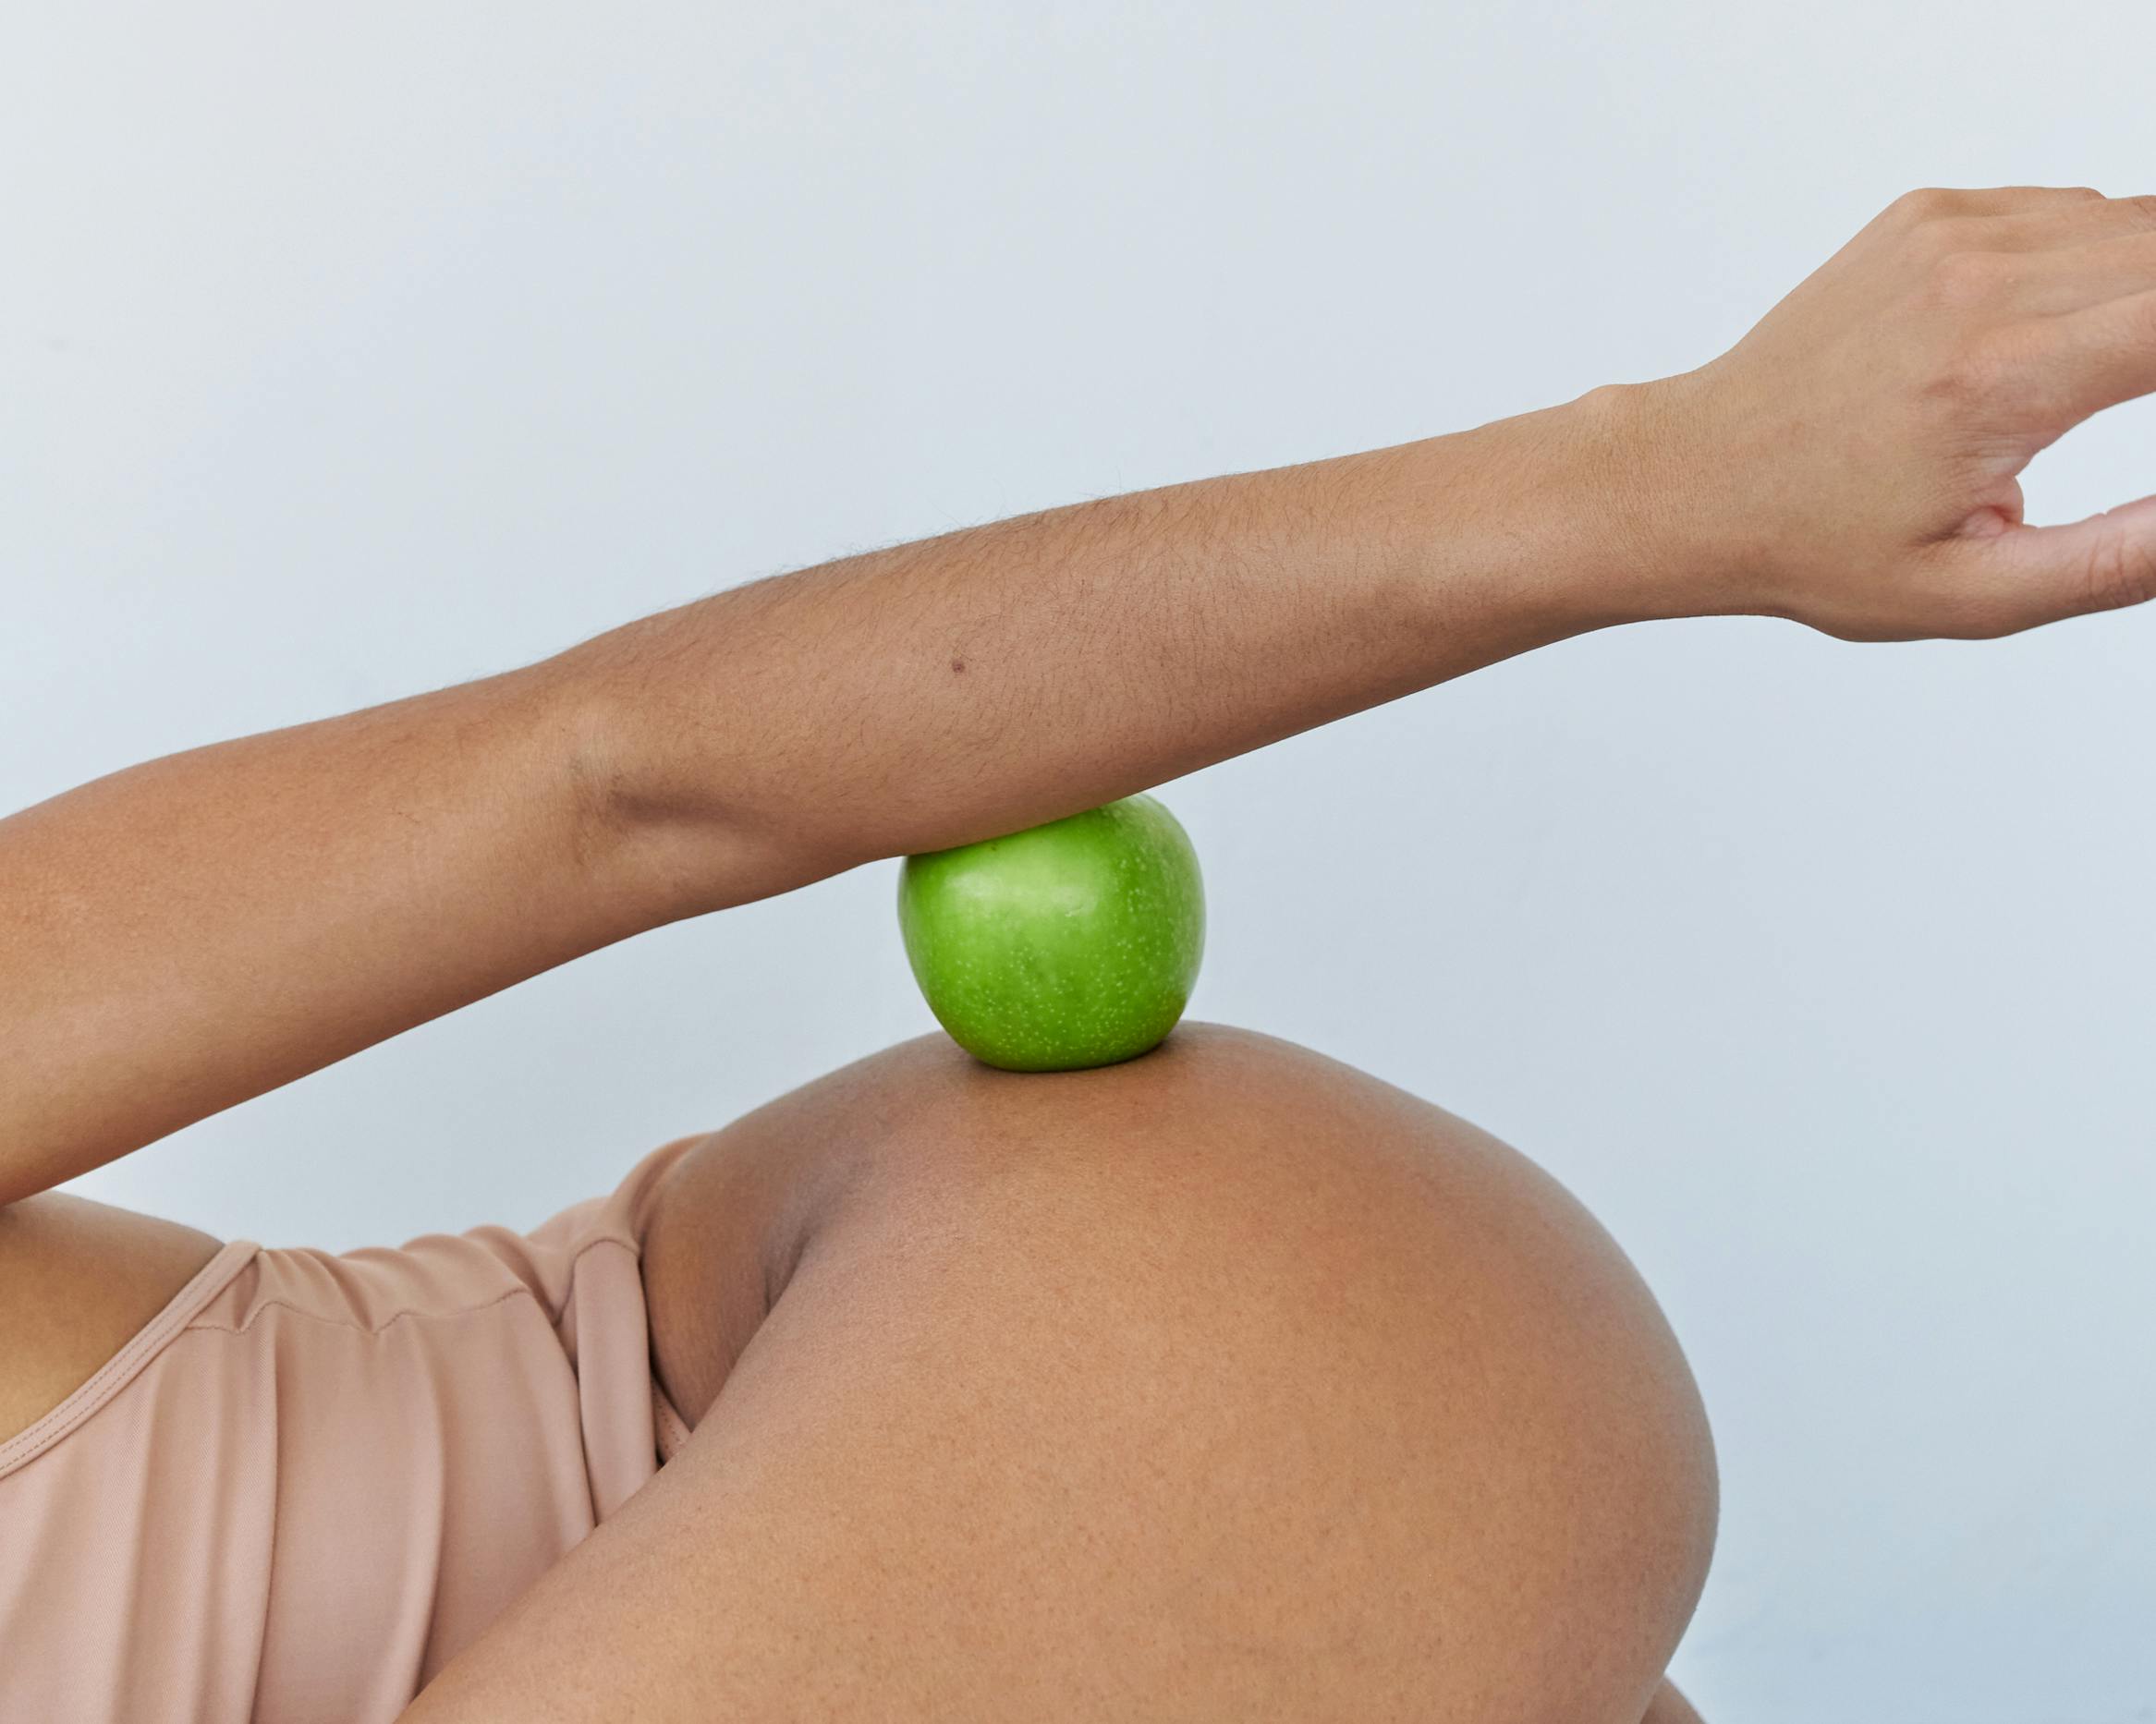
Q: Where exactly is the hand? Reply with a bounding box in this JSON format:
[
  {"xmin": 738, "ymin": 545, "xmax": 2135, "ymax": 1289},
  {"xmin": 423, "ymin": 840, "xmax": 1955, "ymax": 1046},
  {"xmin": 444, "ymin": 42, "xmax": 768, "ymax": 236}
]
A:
[{"xmin": 1637, "ymin": 185, "xmax": 2156, "ymax": 641}]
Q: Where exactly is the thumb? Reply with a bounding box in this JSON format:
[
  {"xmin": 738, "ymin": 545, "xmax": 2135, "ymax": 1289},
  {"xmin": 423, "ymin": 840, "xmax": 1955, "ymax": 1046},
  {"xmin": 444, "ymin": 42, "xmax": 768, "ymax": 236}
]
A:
[{"xmin": 1940, "ymin": 492, "xmax": 2156, "ymax": 637}]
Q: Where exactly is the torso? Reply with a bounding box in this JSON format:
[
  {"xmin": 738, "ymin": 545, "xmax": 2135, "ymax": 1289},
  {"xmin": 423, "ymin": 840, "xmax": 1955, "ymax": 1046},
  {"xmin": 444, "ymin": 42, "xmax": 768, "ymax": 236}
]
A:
[
  {"xmin": 0, "ymin": 1194, "xmax": 222, "ymax": 1444},
  {"xmin": 0, "ymin": 1136, "xmax": 775, "ymax": 1451}
]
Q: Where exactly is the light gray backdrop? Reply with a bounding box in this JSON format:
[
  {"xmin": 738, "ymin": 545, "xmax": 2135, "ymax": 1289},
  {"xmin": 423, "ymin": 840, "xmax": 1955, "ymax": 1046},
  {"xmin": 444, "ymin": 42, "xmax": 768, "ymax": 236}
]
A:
[{"xmin": 8, "ymin": 4, "xmax": 2154, "ymax": 1718}]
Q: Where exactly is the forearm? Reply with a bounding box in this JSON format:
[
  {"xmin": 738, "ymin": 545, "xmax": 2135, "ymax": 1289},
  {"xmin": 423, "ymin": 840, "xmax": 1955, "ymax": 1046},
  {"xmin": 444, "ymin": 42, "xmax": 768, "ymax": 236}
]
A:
[
  {"xmin": 572, "ymin": 182, "xmax": 2156, "ymax": 909},
  {"xmin": 563, "ymin": 385, "xmax": 1675, "ymax": 918}
]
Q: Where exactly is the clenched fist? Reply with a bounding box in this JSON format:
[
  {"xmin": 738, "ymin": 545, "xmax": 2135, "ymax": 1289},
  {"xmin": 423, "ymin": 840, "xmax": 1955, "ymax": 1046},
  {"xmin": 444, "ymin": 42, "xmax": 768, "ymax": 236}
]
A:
[{"xmin": 1633, "ymin": 185, "xmax": 2156, "ymax": 640}]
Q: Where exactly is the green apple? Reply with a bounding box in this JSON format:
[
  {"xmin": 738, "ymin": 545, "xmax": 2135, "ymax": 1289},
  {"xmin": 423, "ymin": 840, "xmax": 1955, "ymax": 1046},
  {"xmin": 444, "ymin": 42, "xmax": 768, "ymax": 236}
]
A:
[{"xmin": 897, "ymin": 793, "xmax": 1205, "ymax": 1072}]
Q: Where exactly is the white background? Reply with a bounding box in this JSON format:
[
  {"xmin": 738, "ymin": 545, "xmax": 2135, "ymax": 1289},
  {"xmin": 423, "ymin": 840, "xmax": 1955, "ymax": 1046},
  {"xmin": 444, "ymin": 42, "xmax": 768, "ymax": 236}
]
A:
[{"xmin": 8, "ymin": 4, "xmax": 2155, "ymax": 1717}]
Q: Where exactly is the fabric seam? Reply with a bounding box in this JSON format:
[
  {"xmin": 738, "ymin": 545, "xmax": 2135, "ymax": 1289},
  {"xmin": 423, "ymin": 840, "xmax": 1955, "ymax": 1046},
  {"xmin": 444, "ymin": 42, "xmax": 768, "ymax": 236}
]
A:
[
  {"xmin": 187, "ymin": 1234, "xmax": 640, "ymax": 1339},
  {"xmin": 0, "ymin": 1238, "xmax": 261, "ymax": 1479},
  {"xmin": 0, "ymin": 1232, "xmax": 649, "ymax": 1480}
]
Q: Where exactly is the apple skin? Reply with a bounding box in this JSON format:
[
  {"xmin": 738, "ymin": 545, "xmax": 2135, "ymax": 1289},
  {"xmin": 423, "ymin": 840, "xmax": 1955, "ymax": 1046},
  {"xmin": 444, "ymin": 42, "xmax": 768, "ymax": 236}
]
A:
[{"xmin": 897, "ymin": 794, "xmax": 1205, "ymax": 1073}]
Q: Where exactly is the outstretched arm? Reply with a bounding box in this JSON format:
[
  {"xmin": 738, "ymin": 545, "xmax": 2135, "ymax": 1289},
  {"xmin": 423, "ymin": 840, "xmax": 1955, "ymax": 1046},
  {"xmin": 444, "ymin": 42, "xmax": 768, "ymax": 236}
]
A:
[{"xmin": 6, "ymin": 183, "xmax": 2154, "ymax": 1208}]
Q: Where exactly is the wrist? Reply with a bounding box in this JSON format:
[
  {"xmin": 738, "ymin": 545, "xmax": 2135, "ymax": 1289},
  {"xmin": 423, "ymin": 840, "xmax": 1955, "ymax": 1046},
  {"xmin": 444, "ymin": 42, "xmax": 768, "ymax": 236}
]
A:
[{"xmin": 1543, "ymin": 370, "xmax": 1735, "ymax": 625}]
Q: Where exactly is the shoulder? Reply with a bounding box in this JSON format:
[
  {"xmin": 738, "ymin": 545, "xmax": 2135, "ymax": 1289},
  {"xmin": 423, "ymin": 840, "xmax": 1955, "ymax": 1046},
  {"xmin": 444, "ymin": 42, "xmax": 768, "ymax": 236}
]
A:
[{"xmin": 0, "ymin": 1193, "xmax": 223, "ymax": 1444}]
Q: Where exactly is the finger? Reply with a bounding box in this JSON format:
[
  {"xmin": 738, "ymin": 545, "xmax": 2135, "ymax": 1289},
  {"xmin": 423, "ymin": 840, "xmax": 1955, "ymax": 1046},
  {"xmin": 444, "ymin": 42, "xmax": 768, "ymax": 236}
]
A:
[
  {"xmin": 1867, "ymin": 185, "xmax": 2102, "ymax": 241},
  {"xmin": 1914, "ymin": 185, "xmax": 2107, "ymax": 218},
  {"xmin": 1970, "ymin": 184, "xmax": 2112, "ymax": 209},
  {"xmin": 2017, "ymin": 286, "xmax": 2156, "ymax": 424},
  {"xmin": 1979, "ymin": 231, "xmax": 2156, "ymax": 320},
  {"xmin": 1960, "ymin": 190, "xmax": 2156, "ymax": 251},
  {"xmin": 1927, "ymin": 491, "xmax": 2156, "ymax": 636}
]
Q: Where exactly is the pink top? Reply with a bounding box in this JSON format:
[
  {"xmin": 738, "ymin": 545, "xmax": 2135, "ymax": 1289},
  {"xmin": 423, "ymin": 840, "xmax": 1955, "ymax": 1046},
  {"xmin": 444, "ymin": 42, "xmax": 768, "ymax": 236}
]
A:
[{"xmin": 0, "ymin": 1136, "xmax": 696, "ymax": 1722}]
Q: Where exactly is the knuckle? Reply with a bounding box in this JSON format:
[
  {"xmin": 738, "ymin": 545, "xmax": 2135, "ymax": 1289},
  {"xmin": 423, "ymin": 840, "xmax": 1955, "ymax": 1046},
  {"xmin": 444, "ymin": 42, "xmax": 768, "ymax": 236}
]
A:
[
  {"xmin": 1889, "ymin": 186, "xmax": 1959, "ymax": 224},
  {"xmin": 1922, "ymin": 331, "xmax": 2019, "ymax": 407},
  {"xmin": 2097, "ymin": 290, "xmax": 2156, "ymax": 365},
  {"xmin": 1919, "ymin": 554, "xmax": 2022, "ymax": 641},
  {"xmin": 2119, "ymin": 292, "xmax": 2156, "ymax": 353},
  {"xmin": 1923, "ymin": 248, "xmax": 2007, "ymax": 309},
  {"xmin": 1943, "ymin": 597, "xmax": 2021, "ymax": 640},
  {"xmin": 2080, "ymin": 526, "xmax": 2156, "ymax": 615}
]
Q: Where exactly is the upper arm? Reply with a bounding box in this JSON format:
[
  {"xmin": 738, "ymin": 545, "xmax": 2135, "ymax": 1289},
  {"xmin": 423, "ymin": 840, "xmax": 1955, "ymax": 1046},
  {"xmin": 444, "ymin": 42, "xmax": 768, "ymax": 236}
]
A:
[{"xmin": 0, "ymin": 668, "xmax": 649, "ymax": 1207}]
